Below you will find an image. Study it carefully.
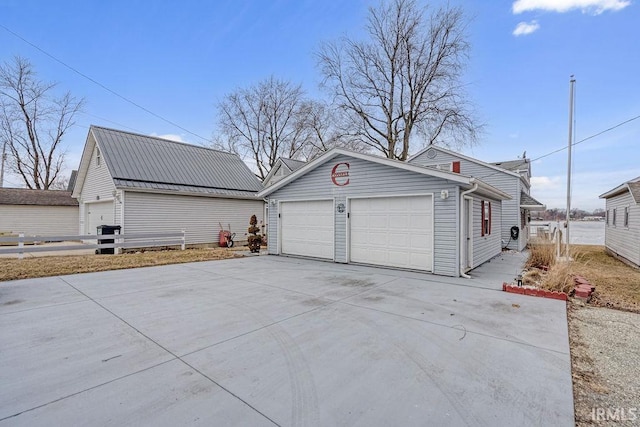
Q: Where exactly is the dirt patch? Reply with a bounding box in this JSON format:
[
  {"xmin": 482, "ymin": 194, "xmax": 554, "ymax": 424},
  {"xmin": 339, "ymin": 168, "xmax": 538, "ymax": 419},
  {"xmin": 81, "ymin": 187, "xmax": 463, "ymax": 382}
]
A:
[
  {"xmin": 0, "ymin": 248, "xmax": 241, "ymax": 282},
  {"xmin": 569, "ymin": 301, "xmax": 640, "ymax": 426}
]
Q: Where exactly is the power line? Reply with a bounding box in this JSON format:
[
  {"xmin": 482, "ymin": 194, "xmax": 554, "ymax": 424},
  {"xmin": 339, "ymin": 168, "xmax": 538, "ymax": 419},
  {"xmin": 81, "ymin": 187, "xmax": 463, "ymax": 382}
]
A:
[
  {"xmin": 528, "ymin": 114, "xmax": 640, "ymax": 164},
  {"xmin": 0, "ymin": 24, "xmax": 210, "ymax": 143},
  {"xmin": 77, "ymin": 111, "xmax": 148, "ymax": 135},
  {"xmin": 476, "ymin": 113, "xmax": 640, "ymax": 181}
]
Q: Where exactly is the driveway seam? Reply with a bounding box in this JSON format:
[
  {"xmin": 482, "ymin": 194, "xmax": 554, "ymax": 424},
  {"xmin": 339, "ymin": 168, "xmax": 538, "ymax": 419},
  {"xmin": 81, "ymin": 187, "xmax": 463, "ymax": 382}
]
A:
[
  {"xmin": 0, "ymin": 359, "xmax": 176, "ymax": 422},
  {"xmin": 54, "ymin": 277, "xmax": 282, "ymax": 427}
]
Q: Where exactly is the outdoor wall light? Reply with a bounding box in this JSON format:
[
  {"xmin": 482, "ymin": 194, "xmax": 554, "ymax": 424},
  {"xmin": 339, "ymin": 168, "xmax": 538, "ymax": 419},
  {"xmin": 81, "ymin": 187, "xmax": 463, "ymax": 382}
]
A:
[
  {"xmin": 270, "ymin": 199, "xmax": 277, "ymax": 206},
  {"xmin": 440, "ymin": 190, "xmax": 449, "ymax": 200}
]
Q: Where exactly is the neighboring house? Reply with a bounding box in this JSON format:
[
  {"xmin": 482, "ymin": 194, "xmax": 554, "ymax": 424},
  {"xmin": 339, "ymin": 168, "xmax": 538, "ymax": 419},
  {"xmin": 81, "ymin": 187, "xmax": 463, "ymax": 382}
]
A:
[
  {"xmin": 258, "ymin": 148, "xmax": 510, "ymax": 277},
  {"xmin": 262, "ymin": 157, "xmax": 306, "ymax": 187},
  {"xmin": 599, "ymin": 177, "xmax": 640, "ymax": 268},
  {"xmin": 0, "ymin": 188, "xmax": 79, "ymax": 236},
  {"xmin": 67, "ymin": 170, "xmax": 78, "ymax": 192},
  {"xmin": 408, "ymin": 145, "xmax": 545, "ymax": 251},
  {"xmin": 72, "ymin": 126, "xmax": 264, "ymax": 245}
]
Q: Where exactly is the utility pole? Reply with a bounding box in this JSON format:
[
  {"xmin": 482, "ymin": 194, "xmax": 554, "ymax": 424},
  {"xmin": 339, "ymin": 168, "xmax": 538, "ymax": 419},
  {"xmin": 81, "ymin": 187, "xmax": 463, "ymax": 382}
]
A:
[{"xmin": 565, "ymin": 76, "xmax": 576, "ymax": 261}]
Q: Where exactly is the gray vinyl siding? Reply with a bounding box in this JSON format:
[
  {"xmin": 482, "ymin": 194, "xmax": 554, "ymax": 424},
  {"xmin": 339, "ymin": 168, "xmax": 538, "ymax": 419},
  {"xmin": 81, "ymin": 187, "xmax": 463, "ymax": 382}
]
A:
[
  {"xmin": 124, "ymin": 192, "xmax": 264, "ymax": 245},
  {"xmin": 605, "ymin": 192, "xmax": 640, "ymax": 266},
  {"xmin": 0, "ymin": 206, "xmax": 79, "ymax": 236},
  {"xmin": 472, "ymin": 198, "xmax": 502, "ymax": 267},
  {"xmin": 410, "ymin": 148, "xmax": 521, "ymax": 250},
  {"xmin": 78, "ymin": 140, "xmax": 119, "ymax": 234},
  {"xmin": 267, "ymin": 155, "xmax": 460, "ymax": 276}
]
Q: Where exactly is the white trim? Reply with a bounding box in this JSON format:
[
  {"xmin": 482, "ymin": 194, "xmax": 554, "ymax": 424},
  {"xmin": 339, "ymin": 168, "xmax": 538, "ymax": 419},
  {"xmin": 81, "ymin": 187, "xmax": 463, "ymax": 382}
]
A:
[
  {"xmin": 346, "ymin": 193, "xmax": 434, "ymax": 272},
  {"xmin": 409, "ymin": 145, "xmax": 521, "ymax": 178},
  {"xmin": 120, "ymin": 190, "xmax": 126, "ymax": 235},
  {"xmin": 257, "ymin": 148, "xmax": 473, "ymax": 198},
  {"xmin": 600, "ymin": 183, "xmax": 640, "ymax": 204},
  {"xmin": 277, "ymin": 198, "xmax": 335, "ymax": 261},
  {"xmin": 119, "ymin": 187, "xmax": 261, "ymax": 200},
  {"xmin": 461, "ymin": 196, "xmax": 474, "ymax": 272}
]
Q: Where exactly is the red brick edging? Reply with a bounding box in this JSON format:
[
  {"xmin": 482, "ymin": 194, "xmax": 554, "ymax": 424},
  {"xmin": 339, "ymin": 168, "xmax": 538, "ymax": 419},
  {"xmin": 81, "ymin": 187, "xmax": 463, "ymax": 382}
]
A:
[
  {"xmin": 502, "ymin": 275, "xmax": 595, "ymax": 302},
  {"xmin": 502, "ymin": 283, "xmax": 568, "ymax": 301}
]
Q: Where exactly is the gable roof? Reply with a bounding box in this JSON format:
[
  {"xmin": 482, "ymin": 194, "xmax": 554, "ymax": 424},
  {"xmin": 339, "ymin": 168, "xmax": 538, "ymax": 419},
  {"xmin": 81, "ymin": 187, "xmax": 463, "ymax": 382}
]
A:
[
  {"xmin": 280, "ymin": 157, "xmax": 306, "ymax": 172},
  {"xmin": 262, "ymin": 157, "xmax": 307, "ymax": 186},
  {"xmin": 600, "ymin": 176, "xmax": 640, "ymax": 204},
  {"xmin": 73, "ymin": 126, "xmax": 263, "ymax": 199},
  {"xmin": 257, "ymin": 148, "xmax": 511, "ymax": 201},
  {"xmin": 0, "ymin": 188, "xmax": 78, "ymax": 206},
  {"xmin": 520, "ymin": 191, "xmax": 545, "ymax": 210},
  {"xmin": 408, "ymin": 145, "xmax": 522, "ymax": 179},
  {"xmin": 491, "ymin": 159, "xmax": 530, "ymax": 173}
]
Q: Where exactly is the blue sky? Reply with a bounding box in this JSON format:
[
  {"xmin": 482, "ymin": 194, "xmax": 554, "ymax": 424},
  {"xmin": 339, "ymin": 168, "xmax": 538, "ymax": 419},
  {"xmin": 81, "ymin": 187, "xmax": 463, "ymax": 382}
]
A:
[{"xmin": 1, "ymin": 0, "xmax": 638, "ymax": 210}]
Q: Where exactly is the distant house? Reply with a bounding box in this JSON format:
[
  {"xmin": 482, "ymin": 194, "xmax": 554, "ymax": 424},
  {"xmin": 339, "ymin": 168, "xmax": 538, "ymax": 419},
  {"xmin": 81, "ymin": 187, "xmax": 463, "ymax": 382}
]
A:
[
  {"xmin": 599, "ymin": 177, "xmax": 640, "ymax": 268},
  {"xmin": 0, "ymin": 188, "xmax": 79, "ymax": 236},
  {"xmin": 72, "ymin": 126, "xmax": 264, "ymax": 245},
  {"xmin": 263, "ymin": 157, "xmax": 306, "ymax": 187},
  {"xmin": 408, "ymin": 145, "xmax": 545, "ymax": 251}
]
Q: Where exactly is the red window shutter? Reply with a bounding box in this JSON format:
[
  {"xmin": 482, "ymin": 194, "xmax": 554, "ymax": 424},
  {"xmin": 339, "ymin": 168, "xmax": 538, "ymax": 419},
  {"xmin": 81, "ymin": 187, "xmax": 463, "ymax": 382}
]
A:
[
  {"xmin": 452, "ymin": 161, "xmax": 460, "ymax": 173},
  {"xmin": 488, "ymin": 202, "xmax": 492, "ymax": 235},
  {"xmin": 481, "ymin": 201, "xmax": 485, "ymax": 236}
]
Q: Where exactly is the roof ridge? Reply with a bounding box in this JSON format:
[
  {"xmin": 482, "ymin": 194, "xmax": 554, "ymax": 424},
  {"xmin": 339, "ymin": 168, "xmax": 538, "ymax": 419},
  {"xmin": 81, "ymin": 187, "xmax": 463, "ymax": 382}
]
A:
[{"xmin": 90, "ymin": 125, "xmax": 234, "ymax": 156}]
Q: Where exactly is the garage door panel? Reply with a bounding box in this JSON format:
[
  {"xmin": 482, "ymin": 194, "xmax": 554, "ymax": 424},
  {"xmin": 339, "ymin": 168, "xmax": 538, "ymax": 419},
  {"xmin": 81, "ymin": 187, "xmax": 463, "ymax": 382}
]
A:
[
  {"xmin": 350, "ymin": 196, "xmax": 433, "ymax": 271},
  {"xmin": 280, "ymin": 200, "xmax": 333, "ymax": 260}
]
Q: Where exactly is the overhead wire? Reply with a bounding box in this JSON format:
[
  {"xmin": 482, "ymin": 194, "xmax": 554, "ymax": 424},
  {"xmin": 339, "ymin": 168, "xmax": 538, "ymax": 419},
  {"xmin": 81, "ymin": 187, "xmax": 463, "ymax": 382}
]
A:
[
  {"xmin": 0, "ymin": 23, "xmax": 210, "ymax": 143},
  {"xmin": 474, "ymin": 113, "xmax": 640, "ymax": 181}
]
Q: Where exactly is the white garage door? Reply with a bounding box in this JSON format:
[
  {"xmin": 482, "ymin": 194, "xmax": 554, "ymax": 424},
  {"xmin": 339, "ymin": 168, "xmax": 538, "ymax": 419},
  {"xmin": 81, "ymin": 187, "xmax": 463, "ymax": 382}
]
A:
[
  {"xmin": 350, "ymin": 195, "xmax": 433, "ymax": 271},
  {"xmin": 86, "ymin": 201, "xmax": 114, "ymax": 234},
  {"xmin": 280, "ymin": 200, "xmax": 333, "ymax": 259}
]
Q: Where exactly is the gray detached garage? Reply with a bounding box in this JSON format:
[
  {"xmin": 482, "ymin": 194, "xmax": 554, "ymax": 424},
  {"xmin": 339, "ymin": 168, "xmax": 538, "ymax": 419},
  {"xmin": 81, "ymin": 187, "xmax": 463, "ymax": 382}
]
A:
[
  {"xmin": 72, "ymin": 126, "xmax": 265, "ymax": 245},
  {"xmin": 258, "ymin": 149, "xmax": 511, "ymax": 277}
]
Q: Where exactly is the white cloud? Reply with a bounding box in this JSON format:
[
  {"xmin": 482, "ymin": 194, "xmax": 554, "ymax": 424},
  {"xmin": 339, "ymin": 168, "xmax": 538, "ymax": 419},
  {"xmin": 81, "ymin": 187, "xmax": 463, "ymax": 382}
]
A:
[
  {"xmin": 531, "ymin": 175, "xmax": 562, "ymax": 190},
  {"xmin": 513, "ymin": 20, "xmax": 540, "ymax": 36},
  {"xmin": 512, "ymin": 0, "xmax": 631, "ymax": 15}
]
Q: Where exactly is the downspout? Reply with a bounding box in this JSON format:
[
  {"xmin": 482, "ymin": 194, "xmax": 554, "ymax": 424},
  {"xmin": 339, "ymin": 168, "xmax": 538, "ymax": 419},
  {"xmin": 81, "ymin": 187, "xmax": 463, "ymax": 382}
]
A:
[{"xmin": 460, "ymin": 182, "xmax": 479, "ymax": 278}]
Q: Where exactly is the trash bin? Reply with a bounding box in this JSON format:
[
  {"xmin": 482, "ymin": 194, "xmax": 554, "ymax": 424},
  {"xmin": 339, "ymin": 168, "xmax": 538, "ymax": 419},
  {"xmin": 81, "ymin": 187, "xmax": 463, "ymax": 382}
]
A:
[{"xmin": 96, "ymin": 225, "xmax": 121, "ymax": 254}]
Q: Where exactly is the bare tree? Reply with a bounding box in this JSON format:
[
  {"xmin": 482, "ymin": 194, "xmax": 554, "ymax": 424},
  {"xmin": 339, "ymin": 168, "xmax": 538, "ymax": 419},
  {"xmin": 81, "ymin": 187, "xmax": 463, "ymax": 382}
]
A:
[
  {"xmin": 215, "ymin": 76, "xmax": 310, "ymax": 180},
  {"xmin": 295, "ymin": 99, "xmax": 367, "ymax": 160},
  {"xmin": 317, "ymin": 0, "xmax": 480, "ymax": 161},
  {"xmin": 0, "ymin": 56, "xmax": 83, "ymax": 189}
]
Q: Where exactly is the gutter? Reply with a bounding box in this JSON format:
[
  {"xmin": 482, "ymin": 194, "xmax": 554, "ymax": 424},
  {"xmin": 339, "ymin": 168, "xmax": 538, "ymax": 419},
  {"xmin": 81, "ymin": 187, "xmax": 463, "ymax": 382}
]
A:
[{"xmin": 459, "ymin": 183, "xmax": 478, "ymax": 279}]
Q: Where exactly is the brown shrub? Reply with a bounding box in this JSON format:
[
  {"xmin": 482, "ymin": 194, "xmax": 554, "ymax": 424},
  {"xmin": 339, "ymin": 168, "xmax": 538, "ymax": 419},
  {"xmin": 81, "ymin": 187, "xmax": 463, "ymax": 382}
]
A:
[{"xmin": 526, "ymin": 243, "xmax": 556, "ymax": 269}]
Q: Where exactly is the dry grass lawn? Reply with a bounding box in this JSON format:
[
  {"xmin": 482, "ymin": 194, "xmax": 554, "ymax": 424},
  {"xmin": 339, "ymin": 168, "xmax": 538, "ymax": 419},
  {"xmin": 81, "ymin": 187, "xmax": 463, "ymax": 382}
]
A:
[
  {"xmin": 526, "ymin": 244, "xmax": 640, "ymax": 312},
  {"xmin": 0, "ymin": 248, "xmax": 241, "ymax": 282}
]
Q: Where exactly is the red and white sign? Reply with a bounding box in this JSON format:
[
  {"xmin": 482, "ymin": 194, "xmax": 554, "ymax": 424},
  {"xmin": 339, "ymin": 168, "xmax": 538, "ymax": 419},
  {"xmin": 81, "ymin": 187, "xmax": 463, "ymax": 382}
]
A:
[{"xmin": 331, "ymin": 162, "xmax": 350, "ymax": 186}]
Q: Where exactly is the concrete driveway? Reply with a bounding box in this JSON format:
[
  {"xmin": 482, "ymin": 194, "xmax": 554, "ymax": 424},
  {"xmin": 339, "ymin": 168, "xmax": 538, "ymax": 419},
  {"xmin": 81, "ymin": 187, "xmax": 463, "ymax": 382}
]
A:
[{"xmin": 0, "ymin": 255, "xmax": 573, "ymax": 426}]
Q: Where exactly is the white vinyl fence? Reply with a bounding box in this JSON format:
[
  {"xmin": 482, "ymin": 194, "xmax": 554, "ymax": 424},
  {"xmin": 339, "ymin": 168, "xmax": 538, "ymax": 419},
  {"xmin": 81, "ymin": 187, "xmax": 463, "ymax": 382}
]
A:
[{"xmin": 0, "ymin": 231, "xmax": 185, "ymax": 259}]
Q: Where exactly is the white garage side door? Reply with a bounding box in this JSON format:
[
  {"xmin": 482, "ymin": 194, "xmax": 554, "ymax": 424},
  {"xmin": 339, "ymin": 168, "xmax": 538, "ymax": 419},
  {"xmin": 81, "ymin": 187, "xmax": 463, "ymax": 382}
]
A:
[
  {"xmin": 350, "ymin": 195, "xmax": 433, "ymax": 271},
  {"xmin": 280, "ymin": 200, "xmax": 334, "ymax": 259},
  {"xmin": 86, "ymin": 201, "xmax": 114, "ymax": 234}
]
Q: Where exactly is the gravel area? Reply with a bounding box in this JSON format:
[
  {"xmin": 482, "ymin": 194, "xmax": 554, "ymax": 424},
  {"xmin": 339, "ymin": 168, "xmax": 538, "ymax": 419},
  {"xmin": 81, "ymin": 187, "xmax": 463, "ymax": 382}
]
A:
[{"xmin": 570, "ymin": 302, "xmax": 640, "ymax": 426}]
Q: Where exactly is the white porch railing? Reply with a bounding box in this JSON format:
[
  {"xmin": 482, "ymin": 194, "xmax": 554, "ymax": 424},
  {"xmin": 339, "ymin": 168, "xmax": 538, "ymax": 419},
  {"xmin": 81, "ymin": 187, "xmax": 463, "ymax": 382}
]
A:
[{"xmin": 0, "ymin": 231, "xmax": 186, "ymax": 259}]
